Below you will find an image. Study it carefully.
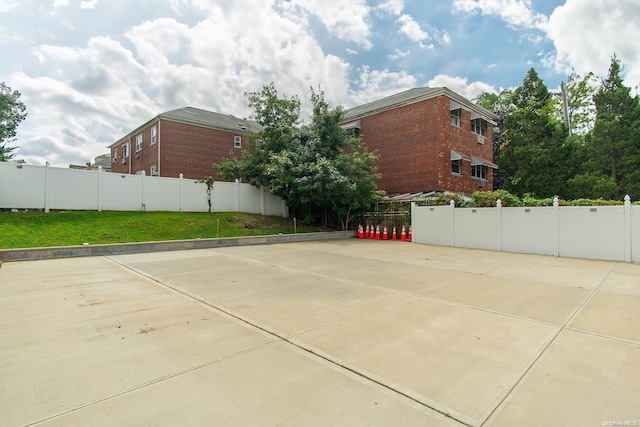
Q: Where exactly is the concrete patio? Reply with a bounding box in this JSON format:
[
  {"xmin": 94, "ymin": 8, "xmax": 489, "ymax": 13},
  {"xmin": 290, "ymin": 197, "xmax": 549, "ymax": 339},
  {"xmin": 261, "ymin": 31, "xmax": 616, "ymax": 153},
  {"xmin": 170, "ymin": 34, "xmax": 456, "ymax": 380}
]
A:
[{"xmin": 1, "ymin": 239, "xmax": 639, "ymax": 426}]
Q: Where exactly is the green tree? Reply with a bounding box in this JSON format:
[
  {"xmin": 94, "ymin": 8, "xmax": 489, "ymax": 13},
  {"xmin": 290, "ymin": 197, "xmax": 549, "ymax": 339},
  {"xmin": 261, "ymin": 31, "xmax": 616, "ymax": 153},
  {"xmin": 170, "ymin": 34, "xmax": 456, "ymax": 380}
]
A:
[
  {"xmin": 583, "ymin": 55, "xmax": 640, "ymax": 199},
  {"xmin": 216, "ymin": 82, "xmax": 301, "ymax": 187},
  {"xmin": 476, "ymin": 89, "xmax": 514, "ymax": 190},
  {"xmin": 216, "ymin": 84, "xmax": 382, "ymax": 230},
  {"xmin": 0, "ymin": 82, "xmax": 27, "ymax": 161},
  {"xmin": 564, "ymin": 70, "xmax": 598, "ymax": 136},
  {"xmin": 499, "ymin": 68, "xmax": 576, "ymax": 198}
]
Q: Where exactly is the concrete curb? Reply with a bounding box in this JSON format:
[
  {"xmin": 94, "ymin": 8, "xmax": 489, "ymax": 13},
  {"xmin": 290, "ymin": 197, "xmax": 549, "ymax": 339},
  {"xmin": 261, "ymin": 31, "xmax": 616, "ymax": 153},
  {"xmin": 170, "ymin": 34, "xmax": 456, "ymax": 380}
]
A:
[{"xmin": 0, "ymin": 231, "xmax": 357, "ymax": 262}]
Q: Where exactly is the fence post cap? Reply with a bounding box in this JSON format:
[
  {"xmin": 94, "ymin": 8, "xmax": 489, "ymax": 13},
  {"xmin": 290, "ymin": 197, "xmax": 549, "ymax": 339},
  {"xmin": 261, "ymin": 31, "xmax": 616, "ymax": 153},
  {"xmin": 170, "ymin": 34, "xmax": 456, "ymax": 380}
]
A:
[{"xmin": 496, "ymin": 199, "xmax": 502, "ymax": 208}]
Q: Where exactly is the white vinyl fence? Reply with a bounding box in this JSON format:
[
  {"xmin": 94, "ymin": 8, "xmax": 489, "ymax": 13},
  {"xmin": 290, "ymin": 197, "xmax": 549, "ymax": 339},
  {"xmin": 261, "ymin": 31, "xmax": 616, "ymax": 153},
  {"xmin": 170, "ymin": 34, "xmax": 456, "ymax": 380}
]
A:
[
  {"xmin": 0, "ymin": 162, "xmax": 288, "ymax": 217},
  {"xmin": 412, "ymin": 197, "xmax": 639, "ymax": 263}
]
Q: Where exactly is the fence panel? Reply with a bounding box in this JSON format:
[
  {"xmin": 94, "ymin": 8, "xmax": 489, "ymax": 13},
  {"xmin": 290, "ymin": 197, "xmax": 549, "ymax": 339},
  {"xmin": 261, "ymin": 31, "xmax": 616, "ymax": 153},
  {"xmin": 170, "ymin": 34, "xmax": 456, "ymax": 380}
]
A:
[
  {"xmin": 143, "ymin": 175, "xmax": 181, "ymax": 211},
  {"xmin": 413, "ymin": 201, "xmax": 636, "ymax": 263},
  {"xmin": 501, "ymin": 207, "xmax": 556, "ymax": 256},
  {"xmin": 454, "ymin": 207, "xmax": 499, "ymax": 251},
  {"xmin": 559, "ymin": 206, "xmax": 626, "ymax": 261},
  {"xmin": 48, "ymin": 167, "xmax": 98, "ymax": 210},
  {"xmin": 180, "ymin": 178, "xmax": 209, "ymax": 212},
  {"xmin": 0, "ymin": 163, "xmax": 46, "ymax": 209},
  {"xmin": 99, "ymin": 172, "xmax": 143, "ymax": 211},
  {"xmin": 264, "ymin": 192, "xmax": 286, "ymax": 217},
  {"xmin": 0, "ymin": 163, "xmax": 286, "ymax": 215},
  {"xmin": 211, "ymin": 181, "xmax": 237, "ymax": 212},
  {"xmin": 412, "ymin": 205, "xmax": 453, "ymax": 246}
]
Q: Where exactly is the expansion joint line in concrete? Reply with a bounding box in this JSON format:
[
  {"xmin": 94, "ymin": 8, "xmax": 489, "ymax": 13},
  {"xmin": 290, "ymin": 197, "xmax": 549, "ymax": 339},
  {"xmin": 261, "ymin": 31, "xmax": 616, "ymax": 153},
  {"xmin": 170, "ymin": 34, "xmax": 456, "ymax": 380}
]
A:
[
  {"xmin": 105, "ymin": 256, "xmax": 474, "ymax": 427},
  {"xmin": 479, "ymin": 261, "xmax": 620, "ymax": 426}
]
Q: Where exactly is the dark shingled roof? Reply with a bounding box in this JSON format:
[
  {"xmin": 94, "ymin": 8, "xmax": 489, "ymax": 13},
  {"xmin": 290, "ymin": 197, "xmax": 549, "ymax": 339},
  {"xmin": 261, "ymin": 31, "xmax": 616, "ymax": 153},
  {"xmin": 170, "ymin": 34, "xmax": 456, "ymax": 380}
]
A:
[
  {"xmin": 110, "ymin": 107, "xmax": 262, "ymax": 148},
  {"xmin": 159, "ymin": 107, "xmax": 263, "ymax": 134},
  {"xmin": 341, "ymin": 87, "xmax": 497, "ymax": 124}
]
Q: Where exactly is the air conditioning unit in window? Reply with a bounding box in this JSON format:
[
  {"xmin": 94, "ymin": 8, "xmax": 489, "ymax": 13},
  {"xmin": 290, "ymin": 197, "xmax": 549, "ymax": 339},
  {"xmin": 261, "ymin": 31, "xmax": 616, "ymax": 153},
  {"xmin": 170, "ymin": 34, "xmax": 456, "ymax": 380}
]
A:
[
  {"xmin": 135, "ymin": 152, "xmax": 140, "ymax": 158},
  {"xmin": 477, "ymin": 134, "xmax": 485, "ymax": 144},
  {"xmin": 112, "ymin": 157, "xmax": 117, "ymax": 163},
  {"xmin": 477, "ymin": 180, "xmax": 485, "ymax": 188},
  {"xmin": 122, "ymin": 158, "xmax": 127, "ymax": 164}
]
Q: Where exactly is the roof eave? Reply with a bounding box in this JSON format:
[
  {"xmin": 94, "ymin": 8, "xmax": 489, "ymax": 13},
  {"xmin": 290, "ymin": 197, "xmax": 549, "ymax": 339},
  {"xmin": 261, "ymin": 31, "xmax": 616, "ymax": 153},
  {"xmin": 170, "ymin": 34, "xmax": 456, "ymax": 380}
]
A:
[{"xmin": 342, "ymin": 86, "xmax": 498, "ymax": 124}]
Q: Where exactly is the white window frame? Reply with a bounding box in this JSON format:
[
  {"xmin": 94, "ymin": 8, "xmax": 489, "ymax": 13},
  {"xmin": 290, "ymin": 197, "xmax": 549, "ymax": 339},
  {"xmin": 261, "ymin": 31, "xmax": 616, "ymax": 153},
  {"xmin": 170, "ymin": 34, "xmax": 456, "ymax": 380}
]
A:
[
  {"xmin": 450, "ymin": 109, "xmax": 461, "ymax": 127},
  {"xmin": 150, "ymin": 164, "xmax": 157, "ymax": 176},
  {"xmin": 135, "ymin": 134, "xmax": 143, "ymax": 152},
  {"xmin": 471, "ymin": 118, "xmax": 487, "ymax": 137},
  {"xmin": 471, "ymin": 164, "xmax": 488, "ymax": 180},
  {"xmin": 451, "ymin": 159, "xmax": 461, "ymax": 175},
  {"xmin": 234, "ymin": 135, "xmax": 242, "ymax": 148},
  {"xmin": 151, "ymin": 126, "xmax": 157, "ymax": 145},
  {"xmin": 122, "ymin": 143, "xmax": 129, "ymax": 158}
]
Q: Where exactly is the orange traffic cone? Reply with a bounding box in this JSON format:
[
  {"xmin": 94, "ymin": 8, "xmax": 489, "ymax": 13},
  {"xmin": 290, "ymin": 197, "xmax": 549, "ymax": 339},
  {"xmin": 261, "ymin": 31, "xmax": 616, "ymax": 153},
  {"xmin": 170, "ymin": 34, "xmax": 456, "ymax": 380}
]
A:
[
  {"xmin": 392, "ymin": 226, "xmax": 397, "ymax": 240},
  {"xmin": 375, "ymin": 225, "xmax": 381, "ymax": 239},
  {"xmin": 400, "ymin": 226, "xmax": 406, "ymax": 241},
  {"xmin": 358, "ymin": 224, "xmax": 364, "ymax": 239},
  {"xmin": 365, "ymin": 224, "xmax": 370, "ymax": 238},
  {"xmin": 382, "ymin": 226, "xmax": 389, "ymax": 240},
  {"xmin": 369, "ymin": 225, "xmax": 375, "ymax": 239},
  {"xmin": 407, "ymin": 225, "xmax": 412, "ymax": 242}
]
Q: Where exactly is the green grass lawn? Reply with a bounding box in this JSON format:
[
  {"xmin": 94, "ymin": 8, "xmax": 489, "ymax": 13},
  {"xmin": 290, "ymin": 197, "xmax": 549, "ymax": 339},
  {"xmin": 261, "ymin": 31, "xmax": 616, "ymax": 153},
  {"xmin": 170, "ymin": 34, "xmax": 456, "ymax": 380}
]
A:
[{"xmin": 0, "ymin": 210, "xmax": 321, "ymax": 249}]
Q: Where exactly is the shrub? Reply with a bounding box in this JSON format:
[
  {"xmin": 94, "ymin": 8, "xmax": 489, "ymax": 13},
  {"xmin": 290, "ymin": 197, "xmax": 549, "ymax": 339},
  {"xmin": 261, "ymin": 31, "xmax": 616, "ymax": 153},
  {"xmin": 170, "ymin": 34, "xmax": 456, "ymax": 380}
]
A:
[
  {"xmin": 430, "ymin": 192, "xmax": 468, "ymax": 207},
  {"xmin": 471, "ymin": 190, "xmax": 520, "ymax": 207}
]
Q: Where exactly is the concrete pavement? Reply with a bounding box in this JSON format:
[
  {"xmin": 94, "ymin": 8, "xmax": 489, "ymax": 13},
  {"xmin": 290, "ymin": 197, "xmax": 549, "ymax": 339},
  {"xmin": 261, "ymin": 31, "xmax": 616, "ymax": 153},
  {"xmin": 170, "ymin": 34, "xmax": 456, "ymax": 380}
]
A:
[{"xmin": 1, "ymin": 239, "xmax": 639, "ymax": 426}]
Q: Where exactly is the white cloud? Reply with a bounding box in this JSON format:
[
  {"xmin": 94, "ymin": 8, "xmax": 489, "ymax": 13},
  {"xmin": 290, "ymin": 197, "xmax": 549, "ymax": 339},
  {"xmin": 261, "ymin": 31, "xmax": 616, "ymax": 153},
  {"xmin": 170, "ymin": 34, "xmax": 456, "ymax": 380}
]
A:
[
  {"xmin": 452, "ymin": 0, "xmax": 548, "ymax": 31},
  {"xmin": 0, "ymin": 0, "xmax": 18, "ymax": 12},
  {"xmin": 388, "ymin": 48, "xmax": 409, "ymax": 60},
  {"xmin": 79, "ymin": 0, "xmax": 98, "ymax": 10},
  {"xmin": 377, "ymin": 0, "xmax": 404, "ymax": 16},
  {"xmin": 289, "ymin": 0, "xmax": 373, "ymax": 50},
  {"xmin": 397, "ymin": 14, "xmax": 429, "ymax": 42},
  {"xmin": 427, "ymin": 74, "xmax": 498, "ymax": 101},
  {"xmin": 7, "ymin": 0, "xmax": 361, "ymax": 166},
  {"xmin": 52, "ymin": 0, "xmax": 69, "ymax": 7},
  {"xmin": 545, "ymin": 0, "xmax": 640, "ymax": 88},
  {"xmin": 348, "ymin": 66, "xmax": 417, "ymax": 106}
]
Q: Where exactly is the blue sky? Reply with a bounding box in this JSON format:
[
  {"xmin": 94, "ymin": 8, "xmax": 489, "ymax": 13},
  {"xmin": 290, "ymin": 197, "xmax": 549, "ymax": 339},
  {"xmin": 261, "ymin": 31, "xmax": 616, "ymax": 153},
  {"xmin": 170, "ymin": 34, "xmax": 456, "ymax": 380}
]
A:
[{"xmin": 1, "ymin": 0, "xmax": 639, "ymax": 167}]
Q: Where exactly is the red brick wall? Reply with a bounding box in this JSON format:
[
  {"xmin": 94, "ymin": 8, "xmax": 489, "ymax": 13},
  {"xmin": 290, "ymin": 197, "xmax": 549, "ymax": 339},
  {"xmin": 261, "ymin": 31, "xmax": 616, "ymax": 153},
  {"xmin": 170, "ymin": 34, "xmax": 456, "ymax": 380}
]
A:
[
  {"xmin": 111, "ymin": 120, "xmax": 245, "ymax": 181},
  {"xmin": 359, "ymin": 95, "xmax": 494, "ymax": 196}
]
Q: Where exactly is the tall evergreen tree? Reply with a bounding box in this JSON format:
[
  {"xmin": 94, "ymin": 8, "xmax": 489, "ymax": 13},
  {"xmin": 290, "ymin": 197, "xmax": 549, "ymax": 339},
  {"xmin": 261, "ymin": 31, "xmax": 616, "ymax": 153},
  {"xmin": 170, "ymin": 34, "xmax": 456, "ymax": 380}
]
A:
[
  {"xmin": 500, "ymin": 68, "xmax": 575, "ymax": 197},
  {"xmin": 476, "ymin": 90, "xmax": 514, "ymax": 190},
  {"xmin": 584, "ymin": 55, "xmax": 640, "ymax": 199}
]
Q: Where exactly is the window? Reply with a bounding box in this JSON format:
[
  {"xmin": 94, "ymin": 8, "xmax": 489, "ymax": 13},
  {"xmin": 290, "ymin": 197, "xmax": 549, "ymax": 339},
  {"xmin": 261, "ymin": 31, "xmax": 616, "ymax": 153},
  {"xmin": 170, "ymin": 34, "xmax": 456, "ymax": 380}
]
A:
[
  {"xmin": 150, "ymin": 126, "xmax": 157, "ymax": 145},
  {"xmin": 122, "ymin": 143, "xmax": 129, "ymax": 158},
  {"xmin": 471, "ymin": 164, "xmax": 488, "ymax": 180},
  {"xmin": 150, "ymin": 165, "xmax": 157, "ymax": 176},
  {"xmin": 451, "ymin": 159, "xmax": 461, "ymax": 175},
  {"xmin": 135, "ymin": 134, "xmax": 143, "ymax": 152},
  {"xmin": 234, "ymin": 135, "xmax": 241, "ymax": 148},
  {"xmin": 450, "ymin": 109, "xmax": 461, "ymax": 126},
  {"xmin": 471, "ymin": 118, "xmax": 487, "ymax": 137}
]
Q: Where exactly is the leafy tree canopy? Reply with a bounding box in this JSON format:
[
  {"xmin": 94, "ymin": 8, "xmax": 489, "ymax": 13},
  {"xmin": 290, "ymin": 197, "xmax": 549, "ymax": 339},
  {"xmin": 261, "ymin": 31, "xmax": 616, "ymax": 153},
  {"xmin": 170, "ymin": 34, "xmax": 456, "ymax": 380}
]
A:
[
  {"xmin": 0, "ymin": 82, "xmax": 27, "ymax": 161},
  {"xmin": 216, "ymin": 84, "xmax": 382, "ymax": 230}
]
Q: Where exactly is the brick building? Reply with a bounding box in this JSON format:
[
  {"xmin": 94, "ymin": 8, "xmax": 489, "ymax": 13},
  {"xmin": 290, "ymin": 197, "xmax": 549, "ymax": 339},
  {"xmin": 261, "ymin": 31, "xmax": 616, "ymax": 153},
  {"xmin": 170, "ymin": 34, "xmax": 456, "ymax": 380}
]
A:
[
  {"xmin": 340, "ymin": 87, "xmax": 498, "ymax": 196},
  {"xmin": 109, "ymin": 107, "xmax": 261, "ymax": 180}
]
